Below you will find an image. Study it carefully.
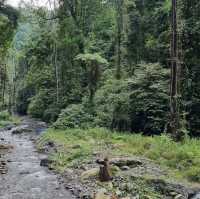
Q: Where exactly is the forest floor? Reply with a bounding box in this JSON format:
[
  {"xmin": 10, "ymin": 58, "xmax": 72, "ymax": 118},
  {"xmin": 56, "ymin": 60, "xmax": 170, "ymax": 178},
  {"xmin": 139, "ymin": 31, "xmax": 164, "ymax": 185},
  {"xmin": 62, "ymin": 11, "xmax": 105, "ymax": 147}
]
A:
[{"xmin": 0, "ymin": 118, "xmax": 200, "ymax": 199}]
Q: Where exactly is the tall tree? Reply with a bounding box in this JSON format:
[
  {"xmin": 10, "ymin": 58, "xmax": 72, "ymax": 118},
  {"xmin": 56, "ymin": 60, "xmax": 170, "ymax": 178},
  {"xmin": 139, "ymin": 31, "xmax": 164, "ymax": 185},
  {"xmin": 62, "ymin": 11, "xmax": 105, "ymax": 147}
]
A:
[
  {"xmin": 169, "ymin": 0, "xmax": 182, "ymax": 141},
  {"xmin": 115, "ymin": 0, "xmax": 124, "ymax": 79}
]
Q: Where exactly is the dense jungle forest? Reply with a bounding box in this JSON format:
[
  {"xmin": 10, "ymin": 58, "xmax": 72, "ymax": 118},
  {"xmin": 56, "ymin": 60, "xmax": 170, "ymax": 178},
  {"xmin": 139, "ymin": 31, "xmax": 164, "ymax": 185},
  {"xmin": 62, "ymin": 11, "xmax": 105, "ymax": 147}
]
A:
[{"xmin": 0, "ymin": 0, "xmax": 200, "ymax": 199}]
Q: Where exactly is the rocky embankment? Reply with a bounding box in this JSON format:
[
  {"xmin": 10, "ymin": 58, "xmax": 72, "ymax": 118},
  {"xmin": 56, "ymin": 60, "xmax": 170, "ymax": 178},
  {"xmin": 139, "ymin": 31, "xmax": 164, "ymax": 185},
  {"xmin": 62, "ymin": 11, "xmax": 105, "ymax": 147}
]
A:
[{"xmin": 40, "ymin": 140, "xmax": 200, "ymax": 199}]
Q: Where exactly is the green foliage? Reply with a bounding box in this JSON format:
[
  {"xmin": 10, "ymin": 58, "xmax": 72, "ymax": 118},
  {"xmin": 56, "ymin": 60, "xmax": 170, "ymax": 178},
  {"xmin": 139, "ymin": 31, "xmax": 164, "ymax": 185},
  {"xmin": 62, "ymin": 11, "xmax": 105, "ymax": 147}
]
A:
[
  {"xmin": 0, "ymin": 4, "xmax": 18, "ymax": 108},
  {"xmin": 75, "ymin": 53, "xmax": 108, "ymax": 65},
  {"xmin": 43, "ymin": 106, "xmax": 61, "ymax": 123},
  {"xmin": 185, "ymin": 167, "xmax": 200, "ymax": 182},
  {"xmin": 93, "ymin": 63, "xmax": 170, "ymax": 134},
  {"xmin": 27, "ymin": 91, "xmax": 48, "ymax": 118},
  {"xmin": 94, "ymin": 78, "xmax": 130, "ymax": 130},
  {"xmin": 27, "ymin": 89, "xmax": 54, "ymax": 119},
  {"xmin": 16, "ymin": 85, "xmax": 34, "ymax": 115},
  {"xmin": 129, "ymin": 63, "xmax": 170, "ymax": 134},
  {"xmin": 53, "ymin": 104, "xmax": 93, "ymax": 129},
  {"xmin": 75, "ymin": 53, "xmax": 108, "ymax": 102},
  {"xmin": 0, "ymin": 110, "xmax": 10, "ymax": 121},
  {"xmin": 180, "ymin": 0, "xmax": 200, "ymax": 136},
  {"xmin": 3, "ymin": 0, "xmax": 200, "ymax": 137},
  {"xmin": 0, "ymin": 110, "xmax": 20, "ymax": 128},
  {"xmin": 54, "ymin": 63, "xmax": 169, "ymax": 134}
]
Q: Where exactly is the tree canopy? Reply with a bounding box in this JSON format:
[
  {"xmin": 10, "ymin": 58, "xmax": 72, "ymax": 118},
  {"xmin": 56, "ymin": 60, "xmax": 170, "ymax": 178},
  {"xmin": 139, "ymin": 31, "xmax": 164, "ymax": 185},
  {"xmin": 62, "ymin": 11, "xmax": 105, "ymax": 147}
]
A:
[{"xmin": 0, "ymin": 0, "xmax": 200, "ymax": 137}]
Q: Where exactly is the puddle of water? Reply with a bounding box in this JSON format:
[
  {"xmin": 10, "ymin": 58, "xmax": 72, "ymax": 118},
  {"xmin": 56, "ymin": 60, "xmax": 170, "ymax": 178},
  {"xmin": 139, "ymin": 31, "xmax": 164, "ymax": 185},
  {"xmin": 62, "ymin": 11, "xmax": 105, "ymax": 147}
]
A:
[{"xmin": 35, "ymin": 128, "xmax": 47, "ymax": 135}]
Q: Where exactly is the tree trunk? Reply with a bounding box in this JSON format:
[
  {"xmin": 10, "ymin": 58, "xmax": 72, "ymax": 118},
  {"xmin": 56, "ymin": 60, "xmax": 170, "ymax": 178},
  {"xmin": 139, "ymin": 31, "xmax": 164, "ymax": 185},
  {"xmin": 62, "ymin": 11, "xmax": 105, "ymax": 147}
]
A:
[
  {"xmin": 116, "ymin": 0, "xmax": 123, "ymax": 80},
  {"xmin": 169, "ymin": 0, "xmax": 181, "ymax": 141},
  {"xmin": 54, "ymin": 42, "xmax": 59, "ymax": 104},
  {"xmin": 97, "ymin": 158, "xmax": 112, "ymax": 182}
]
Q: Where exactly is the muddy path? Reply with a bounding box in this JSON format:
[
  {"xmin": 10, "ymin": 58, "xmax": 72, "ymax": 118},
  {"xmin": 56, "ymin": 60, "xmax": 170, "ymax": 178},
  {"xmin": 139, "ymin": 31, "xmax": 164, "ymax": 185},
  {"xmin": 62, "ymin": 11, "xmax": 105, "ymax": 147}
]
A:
[{"xmin": 0, "ymin": 118, "xmax": 76, "ymax": 199}]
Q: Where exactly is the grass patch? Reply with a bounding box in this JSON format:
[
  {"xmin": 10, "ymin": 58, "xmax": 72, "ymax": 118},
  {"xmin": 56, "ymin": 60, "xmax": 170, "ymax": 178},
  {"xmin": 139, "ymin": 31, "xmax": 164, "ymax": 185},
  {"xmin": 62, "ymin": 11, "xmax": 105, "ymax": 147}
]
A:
[
  {"xmin": 38, "ymin": 127, "xmax": 200, "ymax": 183},
  {"xmin": 0, "ymin": 111, "xmax": 21, "ymax": 128}
]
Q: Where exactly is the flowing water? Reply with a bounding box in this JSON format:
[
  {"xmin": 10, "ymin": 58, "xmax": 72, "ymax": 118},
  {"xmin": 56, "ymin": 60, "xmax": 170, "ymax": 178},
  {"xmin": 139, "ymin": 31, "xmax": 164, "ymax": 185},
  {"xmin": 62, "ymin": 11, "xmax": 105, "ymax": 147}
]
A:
[{"xmin": 0, "ymin": 118, "xmax": 76, "ymax": 199}]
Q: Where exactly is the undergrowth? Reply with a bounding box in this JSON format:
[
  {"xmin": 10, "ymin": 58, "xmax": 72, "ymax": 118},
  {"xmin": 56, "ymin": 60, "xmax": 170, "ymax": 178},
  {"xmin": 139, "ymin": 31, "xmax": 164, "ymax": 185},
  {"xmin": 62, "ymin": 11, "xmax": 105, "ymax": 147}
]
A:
[
  {"xmin": 38, "ymin": 127, "xmax": 200, "ymax": 183},
  {"xmin": 0, "ymin": 111, "xmax": 21, "ymax": 128}
]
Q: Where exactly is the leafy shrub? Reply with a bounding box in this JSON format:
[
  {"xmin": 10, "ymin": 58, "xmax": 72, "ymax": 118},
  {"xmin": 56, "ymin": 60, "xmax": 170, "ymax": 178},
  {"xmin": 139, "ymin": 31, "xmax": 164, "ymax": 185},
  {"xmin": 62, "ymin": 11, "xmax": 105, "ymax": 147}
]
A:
[
  {"xmin": 0, "ymin": 110, "xmax": 10, "ymax": 121},
  {"xmin": 53, "ymin": 104, "xmax": 94, "ymax": 129},
  {"xmin": 43, "ymin": 106, "xmax": 61, "ymax": 123},
  {"xmin": 185, "ymin": 167, "xmax": 200, "ymax": 182},
  {"xmin": 0, "ymin": 111, "xmax": 20, "ymax": 128},
  {"xmin": 129, "ymin": 63, "xmax": 170, "ymax": 134},
  {"xmin": 94, "ymin": 78, "xmax": 130, "ymax": 130},
  {"xmin": 94, "ymin": 63, "xmax": 169, "ymax": 134},
  {"xmin": 28, "ymin": 89, "xmax": 53, "ymax": 118},
  {"xmin": 53, "ymin": 63, "xmax": 169, "ymax": 134}
]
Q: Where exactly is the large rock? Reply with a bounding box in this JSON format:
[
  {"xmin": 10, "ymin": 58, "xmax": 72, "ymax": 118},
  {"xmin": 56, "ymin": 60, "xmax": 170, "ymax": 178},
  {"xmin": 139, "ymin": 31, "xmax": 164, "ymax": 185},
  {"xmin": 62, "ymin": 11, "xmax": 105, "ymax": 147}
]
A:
[
  {"xmin": 110, "ymin": 157, "xmax": 143, "ymax": 168},
  {"xmin": 81, "ymin": 168, "xmax": 99, "ymax": 180},
  {"xmin": 40, "ymin": 158, "xmax": 54, "ymax": 167},
  {"xmin": 4, "ymin": 124, "xmax": 15, "ymax": 131},
  {"xmin": 148, "ymin": 178, "xmax": 200, "ymax": 199},
  {"xmin": 11, "ymin": 125, "xmax": 33, "ymax": 134},
  {"xmin": 0, "ymin": 144, "xmax": 13, "ymax": 150}
]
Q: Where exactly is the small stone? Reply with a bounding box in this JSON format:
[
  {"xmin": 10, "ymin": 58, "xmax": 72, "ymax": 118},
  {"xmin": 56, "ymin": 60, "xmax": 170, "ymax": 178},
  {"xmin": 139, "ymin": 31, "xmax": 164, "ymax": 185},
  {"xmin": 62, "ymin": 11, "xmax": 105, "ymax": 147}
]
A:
[
  {"xmin": 121, "ymin": 166, "xmax": 130, "ymax": 171},
  {"xmin": 170, "ymin": 192, "xmax": 178, "ymax": 196},
  {"xmin": 19, "ymin": 171, "xmax": 30, "ymax": 175},
  {"xmin": 175, "ymin": 194, "xmax": 184, "ymax": 199},
  {"xmin": 143, "ymin": 195, "xmax": 152, "ymax": 199},
  {"xmin": 79, "ymin": 192, "xmax": 93, "ymax": 199},
  {"xmin": 65, "ymin": 168, "xmax": 74, "ymax": 174},
  {"xmin": 115, "ymin": 189, "xmax": 122, "ymax": 196}
]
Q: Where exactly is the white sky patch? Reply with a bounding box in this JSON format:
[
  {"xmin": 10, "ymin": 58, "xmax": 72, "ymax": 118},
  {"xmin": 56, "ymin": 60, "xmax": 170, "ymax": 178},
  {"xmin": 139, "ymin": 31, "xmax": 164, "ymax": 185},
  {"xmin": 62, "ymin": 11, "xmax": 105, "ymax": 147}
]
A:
[
  {"xmin": 7, "ymin": 0, "xmax": 20, "ymax": 7},
  {"xmin": 6, "ymin": 0, "xmax": 56, "ymax": 8}
]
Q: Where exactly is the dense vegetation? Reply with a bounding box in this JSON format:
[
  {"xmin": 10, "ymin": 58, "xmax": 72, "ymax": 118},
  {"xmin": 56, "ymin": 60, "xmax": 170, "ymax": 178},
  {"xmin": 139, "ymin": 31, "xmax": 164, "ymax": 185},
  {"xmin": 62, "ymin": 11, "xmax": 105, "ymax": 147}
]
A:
[
  {"xmin": 0, "ymin": 1, "xmax": 197, "ymax": 137},
  {"xmin": 38, "ymin": 127, "xmax": 200, "ymax": 183},
  {"xmin": 0, "ymin": 1, "xmax": 200, "ymax": 136},
  {"xmin": 1, "ymin": 1, "xmax": 200, "ymax": 197}
]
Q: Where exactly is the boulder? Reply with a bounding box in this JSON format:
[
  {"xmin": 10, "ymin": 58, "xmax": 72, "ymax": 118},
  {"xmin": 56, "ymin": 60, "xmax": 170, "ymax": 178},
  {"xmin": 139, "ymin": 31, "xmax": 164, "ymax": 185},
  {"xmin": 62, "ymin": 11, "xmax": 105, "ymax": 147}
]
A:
[
  {"xmin": 4, "ymin": 124, "xmax": 15, "ymax": 131},
  {"xmin": 110, "ymin": 157, "xmax": 143, "ymax": 168},
  {"xmin": 0, "ymin": 144, "xmax": 13, "ymax": 150},
  {"xmin": 148, "ymin": 178, "xmax": 199, "ymax": 198},
  {"xmin": 40, "ymin": 158, "xmax": 53, "ymax": 167},
  {"xmin": 11, "ymin": 125, "xmax": 33, "ymax": 134},
  {"xmin": 81, "ymin": 168, "xmax": 99, "ymax": 180}
]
